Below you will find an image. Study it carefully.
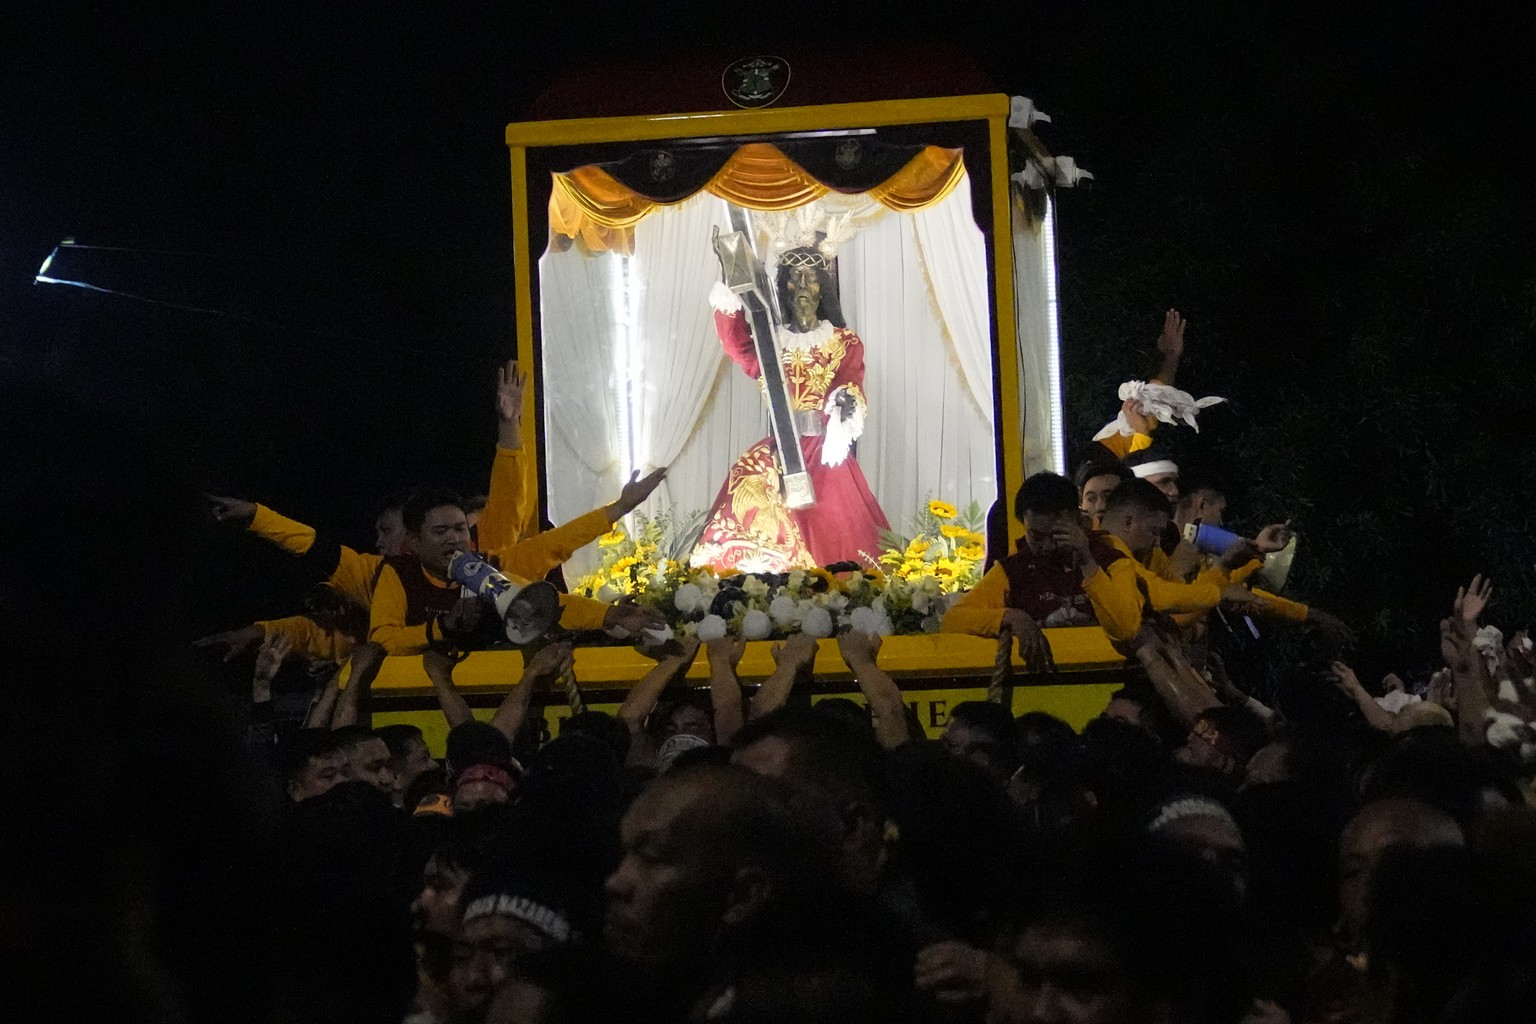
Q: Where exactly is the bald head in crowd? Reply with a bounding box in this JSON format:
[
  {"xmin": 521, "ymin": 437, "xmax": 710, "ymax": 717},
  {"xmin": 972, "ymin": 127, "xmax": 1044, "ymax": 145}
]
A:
[
  {"xmin": 731, "ymin": 709, "xmax": 887, "ymax": 894},
  {"xmin": 602, "ymin": 763, "xmax": 836, "ymax": 966},
  {"xmin": 1336, "ymin": 797, "xmax": 1465, "ymax": 949}
]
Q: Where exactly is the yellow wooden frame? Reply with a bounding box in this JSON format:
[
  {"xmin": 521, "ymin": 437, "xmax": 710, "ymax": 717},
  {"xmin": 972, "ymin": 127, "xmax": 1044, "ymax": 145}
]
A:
[
  {"xmin": 505, "ymin": 94, "xmax": 1025, "ymax": 549},
  {"xmin": 484, "ymin": 94, "xmax": 1116, "ymax": 704}
]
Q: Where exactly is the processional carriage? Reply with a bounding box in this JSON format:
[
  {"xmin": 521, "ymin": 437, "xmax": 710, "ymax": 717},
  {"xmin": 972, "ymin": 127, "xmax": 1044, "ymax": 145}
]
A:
[{"xmin": 370, "ymin": 47, "xmax": 1127, "ymax": 748}]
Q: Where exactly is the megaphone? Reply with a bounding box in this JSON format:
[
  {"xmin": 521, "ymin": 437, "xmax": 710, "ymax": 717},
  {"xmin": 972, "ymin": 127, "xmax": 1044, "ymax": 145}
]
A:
[
  {"xmin": 1254, "ymin": 535, "xmax": 1298, "ymax": 592},
  {"xmin": 1182, "ymin": 522, "xmax": 1244, "ymax": 557},
  {"xmin": 447, "ymin": 552, "xmax": 562, "ymax": 644}
]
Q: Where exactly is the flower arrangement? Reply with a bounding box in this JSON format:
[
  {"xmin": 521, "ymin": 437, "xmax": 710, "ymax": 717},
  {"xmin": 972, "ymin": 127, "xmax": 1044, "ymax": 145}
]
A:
[
  {"xmin": 573, "ymin": 498, "xmax": 986, "ymax": 639},
  {"xmin": 875, "ymin": 498, "xmax": 988, "ymax": 593},
  {"xmin": 574, "ymin": 508, "xmax": 702, "ymax": 601}
]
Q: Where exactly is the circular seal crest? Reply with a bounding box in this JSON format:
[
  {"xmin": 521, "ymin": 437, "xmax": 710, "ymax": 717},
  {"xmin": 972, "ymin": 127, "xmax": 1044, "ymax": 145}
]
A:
[
  {"xmin": 722, "ymin": 55, "xmax": 791, "ymax": 109},
  {"xmin": 648, "ymin": 150, "xmax": 676, "ymax": 183},
  {"xmin": 834, "ymin": 139, "xmax": 863, "ymax": 170}
]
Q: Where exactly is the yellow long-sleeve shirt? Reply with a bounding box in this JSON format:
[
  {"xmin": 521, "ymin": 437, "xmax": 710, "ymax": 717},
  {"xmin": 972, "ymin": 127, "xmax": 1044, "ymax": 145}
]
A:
[
  {"xmin": 247, "ymin": 502, "xmax": 616, "ymax": 610},
  {"xmin": 476, "ymin": 444, "xmax": 540, "ymax": 550},
  {"xmin": 368, "ymin": 557, "xmax": 614, "ymax": 655},
  {"xmin": 939, "ymin": 563, "xmax": 1015, "ymax": 637},
  {"xmin": 1096, "ymin": 431, "xmax": 1154, "ymax": 461},
  {"xmin": 1182, "ymin": 556, "xmax": 1311, "ymax": 623},
  {"xmin": 939, "ymin": 540, "xmax": 1138, "ymax": 640},
  {"xmin": 1079, "ymin": 533, "xmax": 1235, "ymax": 639},
  {"xmin": 248, "ymin": 504, "xmax": 381, "ymax": 608}
]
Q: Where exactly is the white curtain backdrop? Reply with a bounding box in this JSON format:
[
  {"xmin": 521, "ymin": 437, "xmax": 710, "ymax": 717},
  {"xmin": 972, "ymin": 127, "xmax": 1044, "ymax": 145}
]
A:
[
  {"xmin": 539, "ymin": 173, "xmax": 1005, "ymax": 577},
  {"xmin": 539, "ymin": 193, "xmax": 765, "ymax": 581},
  {"xmin": 910, "ymin": 175, "xmax": 996, "ymax": 426},
  {"xmin": 839, "ymin": 182, "xmax": 999, "ymax": 538},
  {"xmin": 538, "ymin": 246, "xmax": 623, "ymax": 546}
]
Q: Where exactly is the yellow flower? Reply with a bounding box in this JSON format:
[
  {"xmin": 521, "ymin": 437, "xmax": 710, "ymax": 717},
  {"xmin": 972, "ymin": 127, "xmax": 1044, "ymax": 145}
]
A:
[
  {"xmin": 904, "ymin": 538, "xmax": 931, "ymax": 559},
  {"xmin": 598, "ymin": 529, "xmax": 626, "ymax": 547},
  {"xmin": 928, "ymin": 500, "xmax": 958, "ymax": 520},
  {"xmin": 932, "ymin": 558, "xmax": 960, "ymax": 577},
  {"xmin": 966, "ymin": 531, "xmax": 987, "ymax": 546},
  {"xmin": 956, "ymin": 544, "xmax": 986, "ymax": 561},
  {"xmin": 613, "ymin": 556, "xmax": 642, "ymax": 574},
  {"xmin": 940, "ymin": 524, "xmax": 970, "ymax": 539}
]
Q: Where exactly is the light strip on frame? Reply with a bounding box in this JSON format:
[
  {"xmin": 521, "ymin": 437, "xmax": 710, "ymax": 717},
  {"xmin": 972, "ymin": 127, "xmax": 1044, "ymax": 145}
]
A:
[{"xmin": 1041, "ymin": 195, "xmax": 1067, "ymax": 474}]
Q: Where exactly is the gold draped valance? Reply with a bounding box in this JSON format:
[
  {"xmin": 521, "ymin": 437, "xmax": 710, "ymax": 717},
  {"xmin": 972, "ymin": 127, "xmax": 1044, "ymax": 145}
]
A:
[{"xmin": 548, "ymin": 143, "xmax": 967, "ymax": 255}]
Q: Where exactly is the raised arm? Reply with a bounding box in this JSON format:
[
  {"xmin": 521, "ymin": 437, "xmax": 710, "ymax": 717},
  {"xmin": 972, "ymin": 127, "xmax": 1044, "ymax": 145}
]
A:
[
  {"xmin": 303, "ymin": 662, "xmax": 344, "ymax": 729},
  {"xmin": 478, "ymin": 359, "xmax": 537, "ymax": 551},
  {"xmin": 705, "ymin": 636, "xmax": 748, "ymax": 745},
  {"xmin": 1329, "ymin": 661, "xmax": 1399, "ymax": 733},
  {"xmin": 207, "ymin": 492, "xmax": 380, "ymax": 607},
  {"xmin": 492, "ymin": 468, "xmax": 668, "ymax": 582},
  {"xmin": 709, "ymin": 282, "xmax": 761, "ymax": 377},
  {"xmin": 618, "ymin": 637, "xmax": 701, "ymax": 769},
  {"xmin": 1152, "ymin": 308, "xmax": 1186, "ymax": 385},
  {"xmin": 422, "ymin": 649, "xmax": 474, "ymax": 730},
  {"xmin": 330, "ymin": 642, "xmax": 387, "ymax": 730},
  {"xmin": 490, "ymin": 642, "xmax": 572, "ymax": 743},
  {"xmin": 752, "ymin": 631, "xmax": 818, "ymax": 718},
  {"xmin": 837, "ymin": 630, "xmax": 913, "ymax": 750},
  {"xmin": 248, "ymin": 632, "xmax": 292, "ymax": 749},
  {"xmin": 1445, "ymin": 575, "xmax": 1495, "ymax": 746}
]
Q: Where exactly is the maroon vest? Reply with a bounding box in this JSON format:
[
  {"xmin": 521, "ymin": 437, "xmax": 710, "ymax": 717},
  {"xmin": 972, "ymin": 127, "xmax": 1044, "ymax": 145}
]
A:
[
  {"xmin": 384, "ymin": 555, "xmax": 463, "ymax": 626},
  {"xmin": 997, "ymin": 534, "xmax": 1130, "ymax": 625}
]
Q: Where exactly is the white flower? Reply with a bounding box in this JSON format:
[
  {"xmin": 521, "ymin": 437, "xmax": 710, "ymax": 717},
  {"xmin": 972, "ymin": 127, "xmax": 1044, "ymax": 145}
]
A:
[
  {"xmin": 673, "ymin": 583, "xmax": 707, "ymax": 616},
  {"xmin": 849, "ymin": 605, "xmax": 893, "ymax": 636},
  {"xmin": 741, "ymin": 609, "xmax": 772, "ymax": 641},
  {"xmin": 787, "ymin": 569, "xmax": 807, "ymax": 593},
  {"xmin": 696, "ymin": 614, "xmax": 729, "ymax": 641},
  {"xmin": 741, "ymin": 576, "xmax": 771, "ymax": 601},
  {"xmin": 816, "ymin": 592, "xmax": 848, "ymax": 613},
  {"xmin": 800, "ymin": 605, "xmax": 835, "ymax": 638},
  {"xmin": 597, "ymin": 585, "xmax": 622, "ymax": 603},
  {"xmin": 769, "ymin": 594, "xmax": 801, "ymax": 628}
]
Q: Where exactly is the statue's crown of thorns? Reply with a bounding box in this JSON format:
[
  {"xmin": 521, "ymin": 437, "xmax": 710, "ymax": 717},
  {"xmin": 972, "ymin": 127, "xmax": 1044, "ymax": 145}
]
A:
[{"xmin": 759, "ymin": 208, "xmax": 859, "ymax": 267}]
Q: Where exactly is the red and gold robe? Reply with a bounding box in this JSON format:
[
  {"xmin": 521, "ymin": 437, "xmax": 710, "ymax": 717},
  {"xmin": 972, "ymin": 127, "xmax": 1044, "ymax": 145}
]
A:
[{"xmin": 692, "ymin": 303, "xmax": 889, "ymax": 572}]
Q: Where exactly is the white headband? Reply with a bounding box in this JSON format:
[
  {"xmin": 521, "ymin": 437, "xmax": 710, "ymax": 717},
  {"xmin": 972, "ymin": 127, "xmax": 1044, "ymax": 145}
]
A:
[
  {"xmin": 1146, "ymin": 796, "xmax": 1237, "ymax": 834},
  {"xmin": 1131, "ymin": 459, "xmax": 1179, "ymax": 479},
  {"xmin": 461, "ymin": 893, "xmax": 574, "ymax": 945}
]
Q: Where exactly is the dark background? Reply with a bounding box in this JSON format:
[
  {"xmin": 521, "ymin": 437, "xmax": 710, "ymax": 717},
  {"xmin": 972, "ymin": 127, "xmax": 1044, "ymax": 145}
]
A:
[{"xmin": 3, "ymin": 2, "xmax": 1531, "ymax": 678}]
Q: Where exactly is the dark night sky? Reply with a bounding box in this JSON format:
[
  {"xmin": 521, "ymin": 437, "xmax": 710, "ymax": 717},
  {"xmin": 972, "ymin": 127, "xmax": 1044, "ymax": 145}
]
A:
[{"xmin": 4, "ymin": 2, "xmax": 1532, "ymax": 659}]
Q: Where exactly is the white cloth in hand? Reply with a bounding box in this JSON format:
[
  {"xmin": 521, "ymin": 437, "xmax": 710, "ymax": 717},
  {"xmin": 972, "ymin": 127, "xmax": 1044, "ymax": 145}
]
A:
[{"xmin": 1093, "ymin": 380, "xmax": 1226, "ymax": 440}]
